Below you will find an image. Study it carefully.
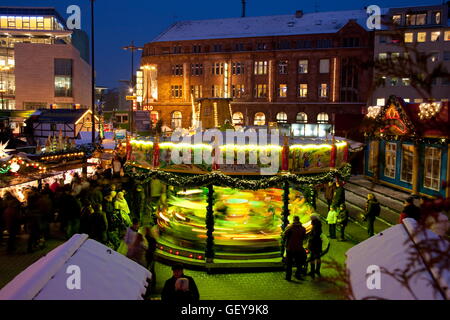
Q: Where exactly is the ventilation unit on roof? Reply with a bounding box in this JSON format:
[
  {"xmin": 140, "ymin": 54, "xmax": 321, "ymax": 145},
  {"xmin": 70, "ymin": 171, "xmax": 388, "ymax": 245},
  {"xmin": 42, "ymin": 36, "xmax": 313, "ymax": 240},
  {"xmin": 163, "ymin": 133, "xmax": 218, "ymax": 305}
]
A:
[{"xmin": 288, "ymin": 21, "xmax": 295, "ymax": 27}]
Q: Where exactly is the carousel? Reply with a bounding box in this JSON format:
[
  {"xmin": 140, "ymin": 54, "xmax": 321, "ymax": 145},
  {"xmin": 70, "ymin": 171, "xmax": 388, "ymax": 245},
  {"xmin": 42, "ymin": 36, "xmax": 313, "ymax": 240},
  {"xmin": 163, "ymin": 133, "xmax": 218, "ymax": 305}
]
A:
[{"xmin": 125, "ymin": 99, "xmax": 351, "ymax": 270}]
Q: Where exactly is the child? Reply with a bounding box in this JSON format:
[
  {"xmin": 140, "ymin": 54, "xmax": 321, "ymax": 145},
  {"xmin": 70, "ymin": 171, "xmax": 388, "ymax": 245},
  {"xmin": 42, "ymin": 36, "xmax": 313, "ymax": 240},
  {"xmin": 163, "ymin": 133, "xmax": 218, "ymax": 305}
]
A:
[{"xmin": 327, "ymin": 205, "xmax": 338, "ymax": 239}]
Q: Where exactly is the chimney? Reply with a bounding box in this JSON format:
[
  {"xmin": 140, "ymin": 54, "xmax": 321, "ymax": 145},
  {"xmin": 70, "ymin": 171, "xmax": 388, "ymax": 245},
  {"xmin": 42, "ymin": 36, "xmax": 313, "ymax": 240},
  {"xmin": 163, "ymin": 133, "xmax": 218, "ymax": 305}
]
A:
[
  {"xmin": 242, "ymin": 0, "xmax": 246, "ymax": 18},
  {"xmin": 296, "ymin": 10, "xmax": 303, "ymax": 18}
]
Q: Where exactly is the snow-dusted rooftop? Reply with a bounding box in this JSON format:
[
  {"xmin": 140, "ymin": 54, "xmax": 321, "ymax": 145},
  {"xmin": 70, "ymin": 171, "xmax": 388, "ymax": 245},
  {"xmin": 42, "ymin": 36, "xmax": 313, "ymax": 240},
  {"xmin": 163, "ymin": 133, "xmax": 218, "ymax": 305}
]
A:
[{"xmin": 152, "ymin": 9, "xmax": 378, "ymax": 43}]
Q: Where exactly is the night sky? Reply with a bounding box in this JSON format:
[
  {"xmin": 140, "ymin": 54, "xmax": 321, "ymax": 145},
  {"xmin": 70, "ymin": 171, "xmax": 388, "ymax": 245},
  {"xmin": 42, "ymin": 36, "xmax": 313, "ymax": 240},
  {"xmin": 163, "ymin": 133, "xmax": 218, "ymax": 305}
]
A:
[{"xmin": 5, "ymin": 0, "xmax": 441, "ymax": 88}]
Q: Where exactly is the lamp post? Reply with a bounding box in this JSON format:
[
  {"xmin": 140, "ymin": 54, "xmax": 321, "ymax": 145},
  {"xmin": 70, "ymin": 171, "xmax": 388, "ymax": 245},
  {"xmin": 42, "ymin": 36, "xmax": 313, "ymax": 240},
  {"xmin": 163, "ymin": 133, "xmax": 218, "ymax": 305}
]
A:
[
  {"xmin": 91, "ymin": 0, "xmax": 96, "ymax": 144},
  {"xmin": 123, "ymin": 41, "xmax": 143, "ymax": 135}
]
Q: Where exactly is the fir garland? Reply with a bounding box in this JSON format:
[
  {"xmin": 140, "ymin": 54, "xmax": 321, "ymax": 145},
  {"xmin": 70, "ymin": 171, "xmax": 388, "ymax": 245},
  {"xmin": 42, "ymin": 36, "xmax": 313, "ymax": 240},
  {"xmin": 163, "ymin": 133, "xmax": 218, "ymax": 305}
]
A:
[{"xmin": 124, "ymin": 164, "xmax": 352, "ymax": 191}]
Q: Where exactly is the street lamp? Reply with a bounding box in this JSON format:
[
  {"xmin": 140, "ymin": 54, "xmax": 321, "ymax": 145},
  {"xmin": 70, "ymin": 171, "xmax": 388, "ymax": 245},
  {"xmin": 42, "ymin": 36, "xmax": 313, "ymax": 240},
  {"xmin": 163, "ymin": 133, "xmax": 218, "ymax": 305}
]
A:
[
  {"xmin": 90, "ymin": 0, "xmax": 96, "ymax": 144},
  {"xmin": 123, "ymin": 41, "xmax": 143, "ymax": 135}
]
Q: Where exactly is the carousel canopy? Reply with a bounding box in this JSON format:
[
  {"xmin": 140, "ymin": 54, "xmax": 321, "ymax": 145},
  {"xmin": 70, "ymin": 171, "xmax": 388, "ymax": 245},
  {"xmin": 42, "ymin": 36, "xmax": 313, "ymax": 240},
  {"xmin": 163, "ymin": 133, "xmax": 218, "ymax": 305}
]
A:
[
  {"xmin": 0, "ymin": 234, "xmax": 152, "ymax": 300},
  {"xmin": 346, "ymin": 219, "xmax": 450, "ymax": 300}
]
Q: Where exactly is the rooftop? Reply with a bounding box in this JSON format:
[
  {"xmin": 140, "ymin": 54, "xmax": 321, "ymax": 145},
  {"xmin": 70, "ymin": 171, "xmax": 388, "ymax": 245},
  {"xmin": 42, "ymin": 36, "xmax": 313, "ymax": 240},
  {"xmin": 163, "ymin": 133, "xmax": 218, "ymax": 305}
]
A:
[
  {"xmin": 0, "ymin": 6, "xmax": 66, "ymax": 27},
  {"xmin": 152, "ymin": 9, "xmax": 388, "ymax": 43}
]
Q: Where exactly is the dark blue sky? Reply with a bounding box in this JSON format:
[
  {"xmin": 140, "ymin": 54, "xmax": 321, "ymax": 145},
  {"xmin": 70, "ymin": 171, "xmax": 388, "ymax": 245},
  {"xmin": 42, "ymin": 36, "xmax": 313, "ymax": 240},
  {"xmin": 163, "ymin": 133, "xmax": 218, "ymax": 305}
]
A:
[{"xmin": 6, "ymin": 0, "xmax": 441, "ymax": 88}]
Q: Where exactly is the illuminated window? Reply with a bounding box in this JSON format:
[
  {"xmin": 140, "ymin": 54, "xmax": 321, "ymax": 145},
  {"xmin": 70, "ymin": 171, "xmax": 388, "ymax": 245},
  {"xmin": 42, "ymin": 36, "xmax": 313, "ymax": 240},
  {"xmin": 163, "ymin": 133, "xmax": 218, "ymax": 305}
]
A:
[
  {"xmin": 254, "ymin": 84, "xmax": 267, "ymax": 98},
  {"xmin": 276, "ymin": 112, "xmax": 288, "ymax": 124},
  {"xmin": 278, "ymin": 60, "xmax": 288, "ymax": 74},
  {"xmin": 298, "ymin": 84, "xmax": 308, "ymax": 98},
  {"xmin": 171, "ymin": 64, "xmax": 183, "ymax": 76},
  {"xmin": 190, "ymin": 64, "xmax": 203, "ymax": 76},
  {"xmin": 424, "ymin": 147, "xmax": 441, "ymax": 191},
  {"xmin": 384, "ymin": 142, "xmax": 397, "ymax": 179},
  {"xmin": 22, "ymin": 17, "xmax": 30, "ymax": 29},
  {"xmin": 211, "ymin": 85, "xmax": 223, "ymax": 98},
  {"xmin": 319, "ymin": 84, "xmax": 328, "ymax": 98},
  {"xmin": 391, "ymin": 52, "xmax": 400, "ymax": 61},
  {"xmin": 377, "ymin": 98, "xmax": 386, "ymax": 106},
  {"xmin": 390, "ymin": 77, "xmax": 399, "ymax": 86},
  {"xmin": 319, "ymin": 59, "xmax": 330, "ymax": 73},
  {"xmin": 278, "ymin": 84, "xmax": 288, "ymax": 98},
  {"xmin": 232, "ymin": 62, "xmax": 244, "ymax": 75},
  {"xmin": 296, "ymin": 112, "xmax": 308, "ymax": 123},
  {"xmin": 378, "ymin": 53, "xmax": 388, "ymax": 60},
  {"xmin": 317, "ymin": 113, "xmax": 329, "ymax": 124},
  {"xmin": 298, "ymin": 60, "xmax": 308, "ymax": 74},
  {"xmin": 7, "ymin": 17, "xmax": 16, "ymax": 28},
  {"xmin": 431, "ymin": 31, "xmax": 441, "ymax": 42},
  {"xmin": 406, "ymin": 13, "xmax": 426, "ymax": 26},
  {"xmin": 368, "ymin": 141, "xmax": 378, "ymax": 173},
  {"xmin": 170, "ymin": 85, "xmax": 183, "ymax": 98},
  {"xmin": 254, "ymin": 112, "xmax": 266, "ymax": 126},
  {"xmin": 404, "ymin": 98, "xmax": 410, "ymax": 103},
  {"xmin": 392, "ymin": 15, "xmax": 402, "ymax": 25},
  {"xmin": 401, "ymin": 145, "xmax": 414, "ymax": 184},
  {"xmin": 254, "ymin": 61, "xmax": 268, "ymax": 75},
  {"xmin": 54, "ymin": 59, "xmax": 73, "ymax": 97},
  {"xmin": 190, "ymin": 85, "xmax": 202, "ymax": 98},
  {"xmin": 232, "ymin": 112, "xmax": 244, "ymax": 125},
  {"xmin": 36, "ymin": 17, "xmax": 44, "ymax": 29},
  {"xmin": 417, "ymin": 32, "xmax": 427, "ymax": 43},
  {"xmin": 432, "ymin": 12, "xmax": 441, "ymax": 24},
  {"xmin": 232, "ymin": 85, "xmax": 245, "ymax": 98},
  {"xmin": 402, "ymin": 78, "xmax": 411, "ymax": 86},
  {"xmin": 171, "ymin": 111, "xmax": 182, "ymax": 129},
  {"xmin": 404, "ymin": 33, "xmax": 414, "ymax": 43},
  {"xmin": 445, "ymin": 31, "xmax": 450, "ymax": 41}
]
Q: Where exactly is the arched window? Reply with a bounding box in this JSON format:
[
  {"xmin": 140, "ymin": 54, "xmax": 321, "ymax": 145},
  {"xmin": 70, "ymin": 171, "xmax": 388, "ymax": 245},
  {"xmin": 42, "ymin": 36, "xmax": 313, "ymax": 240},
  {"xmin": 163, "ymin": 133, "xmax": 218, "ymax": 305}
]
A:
[
  {"xmin": 276, "ymin": 112, "xmax": 288, "ymax": 124},
  {"xmin": 296, "ymin": 112, "xmax": 308, "ymax": 124},
  {"xmin": 171, "ymin": 111, "xmax": 182, "ymax": 129},
  {"xmin": 232, "ymin": 112, "xmax": 244, "ymax": 125},
  {"xmin": 317, "ymin": 112, "xmax": 329, "ymax": 124},
  {"xmin": 254, "ymin": 112, "xmax": 266, "ymax": 126}
]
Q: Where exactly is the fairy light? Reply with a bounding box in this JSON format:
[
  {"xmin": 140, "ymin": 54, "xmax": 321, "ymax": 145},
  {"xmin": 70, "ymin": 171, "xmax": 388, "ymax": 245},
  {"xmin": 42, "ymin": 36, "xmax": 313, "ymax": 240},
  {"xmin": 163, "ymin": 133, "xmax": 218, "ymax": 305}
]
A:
[
  {"xmin": 367, "ymin": 106, "xmax": 382, "ymax": 119},
  {"xmin": 419, "ymin": 102, "xmax": 442, "ymax": 120}
]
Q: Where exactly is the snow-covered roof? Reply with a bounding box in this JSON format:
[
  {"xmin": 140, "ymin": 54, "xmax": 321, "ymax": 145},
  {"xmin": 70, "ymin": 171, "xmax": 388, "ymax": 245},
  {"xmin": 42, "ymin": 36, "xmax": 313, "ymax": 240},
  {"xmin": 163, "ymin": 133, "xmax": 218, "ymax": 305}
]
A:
[
  {"xmin": 152, "ymin": 9, "xmax": 378, "ymax": 43},
  {"xmin": 0, "ymin": 234, "xmax": 152, "ymax": 300}
]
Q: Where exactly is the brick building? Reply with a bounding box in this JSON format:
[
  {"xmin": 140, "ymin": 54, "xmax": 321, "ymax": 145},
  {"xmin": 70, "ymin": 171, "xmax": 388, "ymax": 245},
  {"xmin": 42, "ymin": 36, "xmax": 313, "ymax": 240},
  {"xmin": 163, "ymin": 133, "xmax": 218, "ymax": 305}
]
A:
[{"xmin": 140, "ymin": 9, "xmax": 374, "ymax": 136}]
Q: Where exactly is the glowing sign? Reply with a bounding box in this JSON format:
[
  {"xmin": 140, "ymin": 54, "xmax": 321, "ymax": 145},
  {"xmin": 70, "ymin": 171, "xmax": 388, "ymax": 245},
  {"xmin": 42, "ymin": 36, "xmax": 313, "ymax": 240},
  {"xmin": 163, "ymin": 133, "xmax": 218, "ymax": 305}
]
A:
[{"xmin": 380, "ymin": 105, "xmax": 408, "ymax": 135}]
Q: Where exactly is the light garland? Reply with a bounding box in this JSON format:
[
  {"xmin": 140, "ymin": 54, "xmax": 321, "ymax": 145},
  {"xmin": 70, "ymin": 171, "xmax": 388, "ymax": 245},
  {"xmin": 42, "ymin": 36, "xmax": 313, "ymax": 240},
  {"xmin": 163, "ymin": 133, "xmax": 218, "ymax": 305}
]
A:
[
  {"xmin": 367, "ymin": 106, "xmax": 382, "ymax": 119},
  {"xmin": 41, "ymin": 152, "xmax": 85, "ymax": 161},
  {"xmin": 419, "ymin": 102, "xmax": 442, "ymax": 120}
]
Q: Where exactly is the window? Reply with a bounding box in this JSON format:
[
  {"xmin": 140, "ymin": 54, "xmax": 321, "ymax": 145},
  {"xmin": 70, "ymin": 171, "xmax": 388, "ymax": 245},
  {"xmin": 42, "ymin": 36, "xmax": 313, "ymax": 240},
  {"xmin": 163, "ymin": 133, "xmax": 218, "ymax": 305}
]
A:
[
  {"xmin": 192, "ymin": 45, "xmax": 202, "ymax": 53},
  {"xmin": 402, "ymin": 78, "xmax": 411, "ymax": 86},
  {"xmin": 379, "ymin": 35, "xmax": 388, "ymax": 44},
  {"xmin": 317, "ymin": 113, "xmax": 329, "ymax": 124},
  {"xmin": 296, "ymin": 40, "xmax": 312, "ymax": 49},
  {"xmin": 232, "ymin": 112, "xmax": 244, "ymax": 125},
  {"xmin": 377, "ymin": 98, "xmax": 386, "ymax": 106},
  {"xmin": 404, "ymin": 98, "xmax": 411, "ymax": 103},
  {"xmin": 298, "ymin": 84, "xmax": 308, "ymax": 98},
  {"xmin": 254, "ymin": 61, "xmax": 268, "ymax": 75},
  {"xmin": 37, "ymin": 17, "xmax": 44, "ymax": 29},
  {"xmin": 414, "ymin": 98, "xmax": 424, "ymax": 103},
  {"xmin": 444, "ymin": 51, "xmax": 450, "ymax": 61},
  {"xmin": 390, "ymin": 77, "xmax": 399, "ymax": 86},
  {"xmin": 171, "ymin": 111, "xmax": 183, "ymax": 129},
  {"xmin": 254, "ymin": 84, "xmax": 268, "ymax": 98},
  {"xmin": 298, "ymin": 60, "xmax": 308, "ymax": 74},
  {"xmin": 319, "ymin": 84, "xmax": 329, "ymax": 98},
  {"xmin": 213, "ymin": 44, "xmax": 222, "ymax": 52},
  {"xmin": 445, "ymin": 31, "xmax": 450, "ymax": 41},
  {"xmin": 235, "ymin": 43, "xmax": 245, "ymax": 51},
  {"xmin": 232, "ymin": 62, "xmax": 244, "ymax": 75},
  {"xmin": 54, "ymin": 59, "xmax": 73, "ymax": 97},
  {"xmin": 417, "ymin": 32, "xmax": 427, "ymax": 43},
  {"xmin": 212, "ymin": 62, "xmax": 224, "ymax": 75},
  {"xmin": 278, "ymin": 84, "xmax": 288, "ymax": 98},
  {"xmin": 278, "ymin": 60, "xmax": 288, "ymax": 74},
  {"xmin": 368, "ymin": 141, "xmax": 378, "ymax": 173},
  {"xmin": 171, "ymin": 64, "xmax": 183, "ymax": 76},
  {"xmin": 432, "ymin": 12, "xmax": 441, "ymax": 24},
  {"xmin": 276, "ymin": 112, "xmax": 288, "ymax": 123},
  {"xmin": 171, "ymin": 85, "xmax": 183, "ymax": 98},
  {"xmin": 424, "ymin": 147, "xmax": 442, "ymax": 191},
  {"xmin": 392, "ymin": 15, "xmax": 402, "ymax": 25},
  {"xmin": 22, "ymin": 17, "xmax": 30, "ymax": 29},
  {"xmin": 342, "ymin": 37, "xmax": 360, "ymax": 47},
  {"xmin": 406, "ymin": 12, "xmax": 427, "ymax": 26},
  {"xmin": 116, "ymin": 115, "xmax": 128, "ymax": 124},
  {"xmin": 211, "ymin": 85, "xmax": 223, "ymax": 98},
  {"xmin": 232, "ymin": 85, "xmax": 245, "ymax": 98},
  {"xmin": 317, "ymin": 39, "xmax": 332, "ymax": 48},
  {"xmin": 296, "ymin": 112, "xmax": 308, "ymax": 123},
  {"xmin": 401, "ymin": 145, "xmax": 414, "ymax": 184},
  {"xmin": 190, "ymin": 85, "xmax": 202, "ymax": 99},
  {"xmin": 431, "ymin": 31, "xmax": 441, "ymax": 42},
  {"xmin": 391, "ymin": 52, "xmax": 400, "ymax": 61},
  {"xmin": 256, "ymin": 43, "xmax": 267, "ymax": 50},
  {"xmin": 278, "ymin": 40, "xmax": 291, "ymax": 50},
  {"xmin": 173, "ymin": 46, "xmax": 182, "ymax": 54},
  {"xmin": 384, "ymin": 143, "xmax": 397, "ymax": 179},
  {"xmin": 254, "ymin": 113, "xmax": 266, "ymax": 126},
  {"xmin": 378, "ymin": 53, "xmax": 388, "ymax": 60},
  {"xmin": 191, "ymin": 64, "xmax": 203, "ymax": 76},
  {"xmin": 405, "ymin": 33, "xmax": 414, "ymax": 43},
  {"xmin": 319, "ymin": 59, "xmax": 330, "ymax": 73}
]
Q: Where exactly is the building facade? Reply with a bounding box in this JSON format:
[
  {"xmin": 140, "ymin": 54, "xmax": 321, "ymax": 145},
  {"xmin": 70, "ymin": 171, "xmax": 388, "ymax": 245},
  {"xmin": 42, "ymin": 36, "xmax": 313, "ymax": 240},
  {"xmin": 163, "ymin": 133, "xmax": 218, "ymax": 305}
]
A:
[
  {"xmin": 140, "ymin": 9, "xmax": 374, "ymax": 136},
  {"xmin": 371, "ymin": 3, "xmax": 450, "ymax": 107},
  {"xmin": 0, "ymin": 7, "xmax": 92, "ymax": 113}
]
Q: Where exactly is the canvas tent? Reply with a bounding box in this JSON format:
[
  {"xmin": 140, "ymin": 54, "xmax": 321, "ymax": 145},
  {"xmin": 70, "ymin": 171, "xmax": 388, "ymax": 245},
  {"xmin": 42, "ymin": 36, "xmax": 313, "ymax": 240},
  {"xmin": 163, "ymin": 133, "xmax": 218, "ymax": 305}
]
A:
[
  {"xmin": 0, "ymin": 234, "xmax": 152, "ymax": 300},
  {"xmin": 346, "ymin": 219, "xmax": 449, "ymax": 300}
]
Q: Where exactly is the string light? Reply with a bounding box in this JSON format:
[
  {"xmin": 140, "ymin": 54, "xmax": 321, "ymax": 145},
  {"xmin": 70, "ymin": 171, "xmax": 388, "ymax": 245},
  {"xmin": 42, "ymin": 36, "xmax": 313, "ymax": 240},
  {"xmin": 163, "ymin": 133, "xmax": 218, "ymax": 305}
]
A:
[{"xmin": 419, "ymin": 102, "xmax": 442, "ymax": 120}]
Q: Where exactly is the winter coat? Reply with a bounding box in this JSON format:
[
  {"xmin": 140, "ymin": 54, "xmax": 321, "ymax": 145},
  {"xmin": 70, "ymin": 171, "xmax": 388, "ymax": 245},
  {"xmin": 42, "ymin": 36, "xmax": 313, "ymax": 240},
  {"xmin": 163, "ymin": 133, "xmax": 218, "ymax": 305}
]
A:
[
  {"xmin": 366, "ymin": 199, "xmax": 381, "ymax": 219},
  {"xmin": 284, "ymin": 222, "xmax": 306, "ymax": 252},
  {"xmin": 327, "ymin": 209, "xmax": 338, "ymax": 224}
]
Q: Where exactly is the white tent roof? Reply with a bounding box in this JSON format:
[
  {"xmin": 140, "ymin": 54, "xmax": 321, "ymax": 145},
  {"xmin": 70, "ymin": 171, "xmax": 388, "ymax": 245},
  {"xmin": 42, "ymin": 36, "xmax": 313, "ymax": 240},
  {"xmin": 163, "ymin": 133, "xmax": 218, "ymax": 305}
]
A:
[
  {"xmin": 346, "ymin": 219, "xmax": 449, "ymax": 300},
  {"xmin": 0, "ymin": 234, "xmax": 152, "ymax": 300}
]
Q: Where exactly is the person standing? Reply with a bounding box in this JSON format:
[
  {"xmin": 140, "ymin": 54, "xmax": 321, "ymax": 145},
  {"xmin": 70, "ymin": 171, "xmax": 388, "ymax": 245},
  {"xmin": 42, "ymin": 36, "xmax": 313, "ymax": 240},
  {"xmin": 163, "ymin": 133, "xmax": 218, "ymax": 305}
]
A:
[
  {"xmin": 308, "ymin": 215, "xmax": 323, "ymax": 279},
  {"xmin": 337, "ymin": 204, "xmax": 349, "ymax": 241},
  {"xmin": 283, "ymin": 216, "xmax": 307, "ymax": 281},
  {"xmin": 324, "ymin": 182, "xmax": 336, "ymax": 211},
  {"xmin": 90, "ymin": 203, "xmax": 108, "ymax": 244},
  {"xmin": 364, "ymin": 194, "xmax": 381, "ymax": 237},
  {"xmin": 326, "ymin": 205, "xmax": 338, "ymax": 239},
  {"xmin": 399, "ymin": 197, "xmax": 421, "ymax": 224},
  {"xmin": 127, "ymin": 233, "xmax": 148, "ymax": 267},
  {"xmin": 114, "ymin": 192, "xmax": 132, "ymax": 227},
  {"xmin": 3, "ymin": 192, "xmax": 22, "ymax": 254},
  {"xmin": 162, "ymin": 264, "xmax": 200, "ymax": 303},
  {"xmin": 332, "ymin": 181, "xmax": 346, "ymax": 208}
]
